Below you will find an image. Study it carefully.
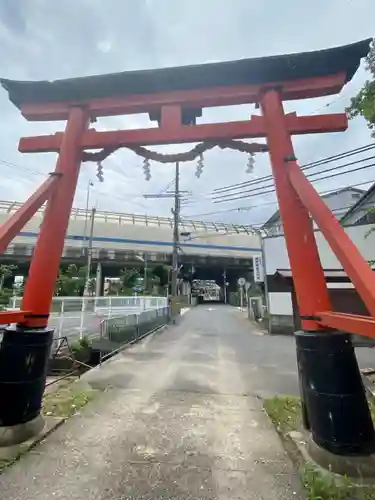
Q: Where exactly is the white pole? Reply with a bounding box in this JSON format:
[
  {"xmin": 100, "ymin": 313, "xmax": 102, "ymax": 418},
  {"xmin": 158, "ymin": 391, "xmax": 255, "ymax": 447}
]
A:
[
  {"xmin": 144, "ymin": 252, "xmax": 147, "ymax": 293},
  {"xmin": 79, "ymin": 297, "xmax": 85, "ymax": 341},
  {"xmin": 57, "ymin": 300, "xmax": 65, "ymax": 350},
  {"xmin": 240, "ymin": 286, "xmax": 244, "ymax": 311},
  {"xmin": 84, "ymin": 207, "xmax": 96, "ymax": 297},
  {"xmin": 82, "ymin": 180, "xmax": 93, "ymax": 252},
  {"xmin": 223, "ymin": 269, "xmax": 227, "ymax": 304},
  {"xmin": 260, "ymin": 235, "xmax": 270, "ymax": 316},
  {"xmin": 58, "ymin": 299, "xmax": 65, "ymax": 337}
]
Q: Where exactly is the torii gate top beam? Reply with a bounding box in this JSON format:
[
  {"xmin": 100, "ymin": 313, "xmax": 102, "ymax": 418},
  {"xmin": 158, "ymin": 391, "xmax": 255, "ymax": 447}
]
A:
[{"xmin": 0, "ymin": 38, "xmax": 371, "ymax": 121}]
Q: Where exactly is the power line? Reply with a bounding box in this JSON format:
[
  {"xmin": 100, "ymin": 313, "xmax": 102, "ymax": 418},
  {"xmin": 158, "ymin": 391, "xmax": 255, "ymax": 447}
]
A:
[
  {"xmin": 183, "ymin": 178, "xmax": 375, "ymax": 219},
  {"xmin": 159, "ymin": 178, "xmax": 175, "ymax": 195},
  {"xmin": 0, "ymin": 158, "xmax": 47, "ymax": 177},
  {"xmin": 306, "ymin": 93, "xmax": 349, "ymax": 116},
  {"xmin": 86, "ymin": 143, "xmax": 375, "ymax": 215},
  {"xmin": 212, "ymin": 142, "xmax": 375, "ymax": 195},
  {"xmin": 257, "ymin": 200, "xmax": 375, "ymax": 229},
  {"xmin": 92, "ymin": 189, "xmax": 149, "ymax": 210},
  {"xmin": 176, "ymin": 143, "xmax": 375, "ymax": 208},
  {"xmin": 184, "ymin": 197, "xmax": 374, "ymax": 231},
  {"xmin": 213, "ymin": 153, "xmax": 375, "ymax": 202},
  {"xmin": 213, "ymin": 158, "xmax": 375, "ymax": 204}
]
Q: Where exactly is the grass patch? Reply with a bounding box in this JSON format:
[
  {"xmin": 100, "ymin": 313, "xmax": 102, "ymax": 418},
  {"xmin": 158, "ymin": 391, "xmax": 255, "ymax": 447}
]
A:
[
  {"xmin": 263, "ymin": 395, "xmax": 301, "ymax": 433},
  {"xmin": 264, "ymin": 395, "xmax": 375, "ymax": 500},
  {"xmin": 302, "ymin": 466, "xmax": 353, "ymax": 500},
  {"xmin": 43, "ymin": 378, "xmax": 97, "ymax": 418},
  {"xmin": 0, "ymin": 379, "xmax": 99, "ymax": 474}
]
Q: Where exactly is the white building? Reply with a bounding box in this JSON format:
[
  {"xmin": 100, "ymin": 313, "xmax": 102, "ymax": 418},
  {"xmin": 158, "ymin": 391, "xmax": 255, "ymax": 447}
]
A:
[
  {"xmin": 262, "ymin": 183, "xmax": 375, "ymax": 336},
  {"xmin": 340, "ymin": 183, "xmax": 375, "ymax": 226},
  {"xmin": 263, "ymin": 187, "xmax": 364, "ymax": 236}
]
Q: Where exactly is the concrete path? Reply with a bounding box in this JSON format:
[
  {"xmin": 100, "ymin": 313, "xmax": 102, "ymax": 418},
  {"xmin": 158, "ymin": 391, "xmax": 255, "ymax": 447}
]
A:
[{"xmin": 1, "ymin": 305, "xmax": 305, "ymax": 499}]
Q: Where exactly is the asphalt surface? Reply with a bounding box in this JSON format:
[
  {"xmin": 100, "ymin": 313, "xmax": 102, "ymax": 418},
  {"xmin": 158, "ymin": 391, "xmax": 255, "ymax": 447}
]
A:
[
  {"xmin": 181, "ymin": 306, "xmax": 375, "ymax": 398},
  {"xmin": 1, "ymin": 304, "xmax": 306, "ymax": 499},
  {"xmin": 2, "ymin": 303, "xmax": 375, "ymax": 379},
  {"xmin": 49, "ymin": 306, "xmax": 375, "ymax": 374}
]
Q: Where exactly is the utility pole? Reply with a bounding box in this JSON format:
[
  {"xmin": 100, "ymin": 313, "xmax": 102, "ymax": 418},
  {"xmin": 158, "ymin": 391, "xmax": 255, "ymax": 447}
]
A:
[
  {"xmin": 84, "ymin": 207, "xmax": 96, "ymax": 296},
  {"xmin": 82, "ymin": 180, "xmax": 93, "ymax": 254},
  {"xmin": 143, "ymin": 162, "xmax": 189, "ymax": 298},
  {"xmin": 80, "ymin": 206, "xmax": 96, "ymax": 340},
  {"xmin": 171, "ymin": 161, "xmax": 180, "ymax": 297}
]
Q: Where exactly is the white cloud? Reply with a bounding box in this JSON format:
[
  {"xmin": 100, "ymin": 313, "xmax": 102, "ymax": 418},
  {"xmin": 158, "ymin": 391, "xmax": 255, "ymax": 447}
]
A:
[{"xmin": 0, "ymin": 0, "xmax": 374, "ymax": 226}]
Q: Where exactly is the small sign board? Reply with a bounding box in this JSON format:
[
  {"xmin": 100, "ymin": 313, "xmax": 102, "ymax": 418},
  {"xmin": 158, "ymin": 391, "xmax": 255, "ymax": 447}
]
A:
[
  {"xmin": 253, "ymin": 255, "xmax": 264, "ymax": 283},
  {"xmin": 237, "ymin": 277, "xmax": 246, "ymax": 287}
]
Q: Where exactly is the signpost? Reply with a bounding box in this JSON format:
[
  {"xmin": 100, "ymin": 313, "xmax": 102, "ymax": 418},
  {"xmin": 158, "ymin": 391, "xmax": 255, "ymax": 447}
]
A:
[
  {"xmin": 237, "ymin": 277, "xmax": 246, "ymax": 287},
  {"xmin": 253, "ymin": 255, "xmax": 264, "ymax": 283},
  {"xmin": 237, "ymin": 277, "xmax": 246, "ymax": 310}
]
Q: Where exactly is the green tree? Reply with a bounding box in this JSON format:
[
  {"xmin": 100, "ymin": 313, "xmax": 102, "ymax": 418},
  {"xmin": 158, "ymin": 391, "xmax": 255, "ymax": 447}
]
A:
[
  {"xmin": 0, "ymin": 264, "xmax": 17, "ymax": 291},
  {"xmin": 347, "ymin": 40, "xmax": 375, "ymax": 237},
  {"xmin": 346, "ymin": 39, "xmax": 375, "ymax": 135},
  {"xmin": 119, "ymin": 267, "xmax": 141, "ymax": 293},
  {"xmin": 55, "ymin": 264, "xmax": 91, "ymax": 296},
  {"xmin": 152, "ymin": 264, "xmax": 171, "ymax": 288}
]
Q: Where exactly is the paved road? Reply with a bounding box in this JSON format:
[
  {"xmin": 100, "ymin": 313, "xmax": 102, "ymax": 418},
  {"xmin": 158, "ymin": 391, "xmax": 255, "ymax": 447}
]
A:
[
  {"xmin": 2, "ymin": 303, "xmax": 306, "ymax": 499},
  {"xmin": 50, "ymin": 306, "xmax": 375, "ymax": 372}
]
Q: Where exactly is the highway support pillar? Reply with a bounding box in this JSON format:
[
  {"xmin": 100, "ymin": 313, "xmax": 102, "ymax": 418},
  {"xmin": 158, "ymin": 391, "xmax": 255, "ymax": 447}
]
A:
[{"xmin": 95, "ymin": 263, "xmax": 104, "ymax": 297}]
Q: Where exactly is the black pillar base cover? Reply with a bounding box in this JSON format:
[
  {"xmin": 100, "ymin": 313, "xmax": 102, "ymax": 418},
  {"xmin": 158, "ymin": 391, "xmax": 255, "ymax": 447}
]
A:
[
  {"xmin": 0, "ymin": 325, "xmax": 54, "ymax": 427},
  {"xmin": 295, "ymin": 329, "xmax": 375, "ymax": 456}
]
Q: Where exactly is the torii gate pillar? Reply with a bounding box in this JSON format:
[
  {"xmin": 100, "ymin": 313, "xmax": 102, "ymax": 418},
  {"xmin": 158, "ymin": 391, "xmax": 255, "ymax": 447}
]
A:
[{"xmin": 261, "ymin": 88, "xmax": 375, "ymax": 463}]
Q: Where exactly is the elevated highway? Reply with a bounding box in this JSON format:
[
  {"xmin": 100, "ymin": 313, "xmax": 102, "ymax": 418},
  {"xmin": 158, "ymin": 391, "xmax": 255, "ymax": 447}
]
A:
[{"xmin": 0, "ymin": 201, "xmax": 261, "ymax": 271}]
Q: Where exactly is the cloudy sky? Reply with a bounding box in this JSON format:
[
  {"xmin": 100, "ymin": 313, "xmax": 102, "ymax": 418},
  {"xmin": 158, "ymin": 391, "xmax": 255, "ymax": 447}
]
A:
[{"xmin": 0, "ymin": 0, "xmax": 374, "ymax": 226}]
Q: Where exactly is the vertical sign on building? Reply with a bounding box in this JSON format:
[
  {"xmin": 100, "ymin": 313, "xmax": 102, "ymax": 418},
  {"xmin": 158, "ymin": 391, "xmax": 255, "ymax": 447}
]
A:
[{"xmin": 253, "ymin": 255, "xmax": 264, "ymax": 282}]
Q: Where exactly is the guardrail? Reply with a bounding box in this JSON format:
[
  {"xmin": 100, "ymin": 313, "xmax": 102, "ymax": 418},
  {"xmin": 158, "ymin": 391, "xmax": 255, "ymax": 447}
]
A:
[
  {"xmin": 7, "ymin": 295, "xmax": 169, "ymax": 341},
  {"xmin": 94, "ymin": 296, "xmax": 168, "ymax": 314},
  {"xmin": 97, "ymin": 306, "xmax": 171, "ymax": 363}
]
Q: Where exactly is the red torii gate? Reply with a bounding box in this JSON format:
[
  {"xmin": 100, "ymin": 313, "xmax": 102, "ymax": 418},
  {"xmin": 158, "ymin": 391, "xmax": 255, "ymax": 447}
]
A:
[{"xmin": 0, "ymin": 39, "xmax": 374, "ymax": 462}]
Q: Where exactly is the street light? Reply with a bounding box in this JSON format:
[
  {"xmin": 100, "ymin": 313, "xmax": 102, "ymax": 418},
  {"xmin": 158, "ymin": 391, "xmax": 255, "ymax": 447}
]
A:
[
  {"xmin": 180, "ymin": 231, "xmax": 191, "ymax": 238},
  {"xmin": 82, "ymin": 180, "xmax": 94, "ymax": 254},
  {"xmin": 83, "ymin": 207, "xmax": 96, "ymax": 298}
]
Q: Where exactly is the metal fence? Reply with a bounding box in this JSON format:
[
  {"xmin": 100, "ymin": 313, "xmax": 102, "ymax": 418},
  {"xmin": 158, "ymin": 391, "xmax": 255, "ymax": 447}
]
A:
[
  {"xmin": 97, "ymin": 306, "xmax": 171, "ymax": 362},
  {"xmin": 94, "ymin": 296, "xmax": 168, "ymax": 315},
  {"xmin": 7, "ymin": 295, "xmax": 169, "ymax": 342}
]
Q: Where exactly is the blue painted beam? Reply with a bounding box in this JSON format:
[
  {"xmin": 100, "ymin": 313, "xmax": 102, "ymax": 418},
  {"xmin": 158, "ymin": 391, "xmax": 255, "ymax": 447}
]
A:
[{"xmin": 18, "ymin": 231, "xmax": 260, "ymax": 253}]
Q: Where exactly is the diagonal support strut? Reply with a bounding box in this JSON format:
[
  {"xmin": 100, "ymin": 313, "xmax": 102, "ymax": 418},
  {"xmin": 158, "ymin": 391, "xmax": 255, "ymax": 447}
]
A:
[{"xmin": 0, "ymin": 173, "xmax": 61, "ymax": 254}]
